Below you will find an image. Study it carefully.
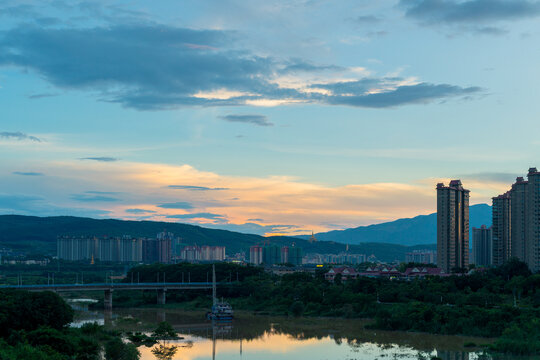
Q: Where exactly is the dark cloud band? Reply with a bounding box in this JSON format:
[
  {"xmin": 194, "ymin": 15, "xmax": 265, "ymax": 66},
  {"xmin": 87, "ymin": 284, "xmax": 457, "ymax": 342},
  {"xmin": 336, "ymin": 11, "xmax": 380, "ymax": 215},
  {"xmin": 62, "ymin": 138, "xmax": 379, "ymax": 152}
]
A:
[{"xmin": 0, "ymin": 24, "xmax": 481, "ymax": 110}]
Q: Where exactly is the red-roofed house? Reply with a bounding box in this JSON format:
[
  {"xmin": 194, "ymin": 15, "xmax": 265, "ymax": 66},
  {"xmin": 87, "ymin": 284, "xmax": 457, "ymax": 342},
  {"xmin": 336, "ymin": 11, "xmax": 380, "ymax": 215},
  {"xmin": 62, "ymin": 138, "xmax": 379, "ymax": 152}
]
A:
[
  {"xmin": 403, "ymin": 267, "xmax": 446, "ymax": 278},
  {"xmin": 325, "ymin": 266, "xmax": 359, "ymax": 282},
  {"xmin": 358, "ymin": 265, "xmax": 402, "ymax": 278}
]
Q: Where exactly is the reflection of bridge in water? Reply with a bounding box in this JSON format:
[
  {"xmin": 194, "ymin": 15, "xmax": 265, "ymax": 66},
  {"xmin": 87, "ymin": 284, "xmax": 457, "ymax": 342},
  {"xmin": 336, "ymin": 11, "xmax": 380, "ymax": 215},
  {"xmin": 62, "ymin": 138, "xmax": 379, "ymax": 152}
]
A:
[{"xmin": 1, "ymin": 282, "xmax": 214, "ymax": 309}]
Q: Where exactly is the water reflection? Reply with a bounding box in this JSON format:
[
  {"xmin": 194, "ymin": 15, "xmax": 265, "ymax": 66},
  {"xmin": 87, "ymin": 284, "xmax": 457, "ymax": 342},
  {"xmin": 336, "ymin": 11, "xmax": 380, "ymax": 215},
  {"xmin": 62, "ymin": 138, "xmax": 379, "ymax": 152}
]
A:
[
  {"xmin": 437, "ymin": 350, "xmax": 470, "ymax": 360},
  {"xmin": 72, "ymin": 308, "xmax": 524, "ymax": 360}
]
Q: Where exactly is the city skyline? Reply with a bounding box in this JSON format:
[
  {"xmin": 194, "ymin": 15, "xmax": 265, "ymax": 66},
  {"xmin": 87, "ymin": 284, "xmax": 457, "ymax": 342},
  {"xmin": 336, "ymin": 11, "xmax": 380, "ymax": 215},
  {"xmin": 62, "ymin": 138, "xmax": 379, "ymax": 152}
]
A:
[{"xmin": 2, "ymin": 1, "xmax": 540, "ymax": 235}]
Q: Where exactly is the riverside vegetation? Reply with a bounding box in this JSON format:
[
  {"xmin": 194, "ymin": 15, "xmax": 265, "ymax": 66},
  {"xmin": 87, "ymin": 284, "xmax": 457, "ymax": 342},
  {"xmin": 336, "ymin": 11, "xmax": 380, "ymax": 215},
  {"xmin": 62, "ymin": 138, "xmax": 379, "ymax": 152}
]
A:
[
  {"xmin": 0, "ymin": 289, "xmax": 185, "ymax": 359},
  {"xmin": 117, "ymin": 259, "xmax": 540, "ymax": 355}
]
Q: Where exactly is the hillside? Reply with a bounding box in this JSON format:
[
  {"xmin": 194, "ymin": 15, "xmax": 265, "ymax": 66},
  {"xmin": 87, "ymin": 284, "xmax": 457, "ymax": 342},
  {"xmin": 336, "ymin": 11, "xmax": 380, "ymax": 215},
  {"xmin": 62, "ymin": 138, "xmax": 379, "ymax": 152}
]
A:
[
  {"xmin": 298, "ymin": 203, "xmax": 492, "ymax": 246},
  {"xmin": 0, "ymin": 215, "xmax": 434, "ymax": 262}
]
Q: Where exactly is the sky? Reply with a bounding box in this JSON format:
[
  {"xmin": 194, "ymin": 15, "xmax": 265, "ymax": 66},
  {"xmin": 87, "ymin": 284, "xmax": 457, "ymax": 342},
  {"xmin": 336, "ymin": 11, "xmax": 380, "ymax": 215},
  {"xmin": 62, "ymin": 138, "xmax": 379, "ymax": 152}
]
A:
[{"xmin": 1, "ymin": 0, "xmax": 540, "ymax": 236}]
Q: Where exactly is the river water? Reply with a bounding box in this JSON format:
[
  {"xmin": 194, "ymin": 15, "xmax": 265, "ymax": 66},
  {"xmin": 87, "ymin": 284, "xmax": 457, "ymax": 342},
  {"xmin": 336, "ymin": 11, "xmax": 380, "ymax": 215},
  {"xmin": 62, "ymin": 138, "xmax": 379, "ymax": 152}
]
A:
[{"xmin": 73, "ymin": 307, "xmax": 528, "ymax": 360}]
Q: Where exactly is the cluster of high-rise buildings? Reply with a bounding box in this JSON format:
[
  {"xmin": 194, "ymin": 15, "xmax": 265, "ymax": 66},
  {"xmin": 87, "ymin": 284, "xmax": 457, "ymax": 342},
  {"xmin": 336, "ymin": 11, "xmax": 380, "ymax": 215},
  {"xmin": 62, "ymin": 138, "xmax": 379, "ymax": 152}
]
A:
[
  {"xmin": 249, "ymin": 245, "xmax": 303, "ymax": 265},
  {"xmin": 178, "ymin": 245, "xmax": 226, "ymax": 262},
  {"xmin": 437, "ymin": 168, "xmax": 540, "ymax": 272},
  {"xmin": 57, "ymin": 232, "xmax": 174, "ymax": 263},
  {"xmin": 490, "ymin": 167, "xmax": 540, "ymax": 272}
]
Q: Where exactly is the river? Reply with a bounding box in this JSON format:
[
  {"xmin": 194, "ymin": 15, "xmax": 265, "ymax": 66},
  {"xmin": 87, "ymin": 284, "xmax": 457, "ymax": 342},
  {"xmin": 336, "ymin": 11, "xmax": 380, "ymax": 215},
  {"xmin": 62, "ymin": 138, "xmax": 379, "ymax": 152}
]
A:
[{"xmin": 72, "ymin": 307, "xmax": 529, "ymax": 360}]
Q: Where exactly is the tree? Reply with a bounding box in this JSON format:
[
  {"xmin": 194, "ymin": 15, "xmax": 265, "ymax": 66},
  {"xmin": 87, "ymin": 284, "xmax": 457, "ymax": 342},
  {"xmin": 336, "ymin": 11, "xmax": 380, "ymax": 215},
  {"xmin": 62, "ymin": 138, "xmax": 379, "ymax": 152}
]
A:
[
  {"xmin": 152, "ymin": 322, "xmax": 177, "ymax": 340},
  {"xmin": 290, "ymin": 301, "xmax": 305, "ymax": 317},
  {"xmin": 105, "ymin": 338, "xmax": 140, "ymax": 360}
]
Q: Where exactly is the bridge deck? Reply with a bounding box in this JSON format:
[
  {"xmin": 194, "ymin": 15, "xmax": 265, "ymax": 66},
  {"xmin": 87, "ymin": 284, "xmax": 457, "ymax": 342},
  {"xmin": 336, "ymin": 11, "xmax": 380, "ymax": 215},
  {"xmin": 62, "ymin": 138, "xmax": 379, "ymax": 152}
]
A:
[{"xmin": 0, "ymin": 282, "xmax": 215, "ymax": 292}]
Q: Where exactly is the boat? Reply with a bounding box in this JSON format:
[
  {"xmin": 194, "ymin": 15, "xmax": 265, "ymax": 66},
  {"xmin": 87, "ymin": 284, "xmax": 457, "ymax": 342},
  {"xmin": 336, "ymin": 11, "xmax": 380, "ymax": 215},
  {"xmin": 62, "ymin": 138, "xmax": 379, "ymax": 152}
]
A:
[{"xmin": 206, "ymin": 264, "xmax": 234, "ymax": 321}]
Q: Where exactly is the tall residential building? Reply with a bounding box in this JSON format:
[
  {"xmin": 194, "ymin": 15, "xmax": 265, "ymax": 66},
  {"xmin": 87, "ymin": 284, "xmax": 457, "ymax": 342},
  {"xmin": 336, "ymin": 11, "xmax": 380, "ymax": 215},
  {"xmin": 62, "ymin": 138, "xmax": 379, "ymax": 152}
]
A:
[
  {"xmin": 489, "ymin": 167, "xmax": 540, "ymax": 272},
  {"xmin": 142, "ymin": 238, "xmax": 159, "ymax": 263},
  {"xmin": 178, "ymin": 245, "xmax": 226, "ymax": 262},
  {"xmin": 472, "ymin": 225, "xmax": 492, "ymax": 267},
  {"xmin": 158, "ymin": 237, "xmax": 172, "ymax": 264},
  {"xmin": 405, "ymin": 250, "xmax": 437, "ymax": 264},
  {"xmin": 249, "ymin": 245, "xmax": 263, "ymax": 265},
  {"xmin": 511, "ymin": 177, "xmax": 528, "ymax": 261},
  {"xmin": 437, "ymin": 180, "xmax": 470, "ymax": 273},
  {"xmin": 492, "ymin": 192, "xmax": 511, "ymax": 266},
  {"xmin": 200, "ymin": 246, "xmax": 226, "ymax": 261},
  {"xmin": 263, "ymin": 245, "xmax": 280, "ymax": 265},
  {"xmin": 280, "ymin": 246, "xmax": 289, "ymax": 264},
  {"xmin": 57, "ymin": 236, "xmax": 143, "ymax": 262},
  {"xmin": 288, "ymin": 246, "xmax": 303, "ymax": 265},
  {"xmin": 527, "ymin": 168, "xmax": 540, "ymax": 272}
]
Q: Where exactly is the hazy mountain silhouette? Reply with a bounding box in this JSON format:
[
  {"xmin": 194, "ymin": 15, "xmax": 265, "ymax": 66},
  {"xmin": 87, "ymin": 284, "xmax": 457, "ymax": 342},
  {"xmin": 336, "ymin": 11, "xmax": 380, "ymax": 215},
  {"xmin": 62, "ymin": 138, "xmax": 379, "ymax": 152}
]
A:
[{"xmin": 298, "ymin": 204, "xmax": 492, "ymax": 246}]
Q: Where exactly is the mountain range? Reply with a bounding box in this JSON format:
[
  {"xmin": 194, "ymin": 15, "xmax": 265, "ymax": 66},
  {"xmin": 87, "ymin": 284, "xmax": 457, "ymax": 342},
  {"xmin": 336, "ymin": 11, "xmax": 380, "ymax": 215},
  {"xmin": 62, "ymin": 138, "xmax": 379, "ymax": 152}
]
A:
[
  {"xmin": 0, "ymin": 215, "xmax": 434, "ymax": 262},
  {"xmin": 297, "ymin": 203, "xmax": 492, "ymax": 246}
]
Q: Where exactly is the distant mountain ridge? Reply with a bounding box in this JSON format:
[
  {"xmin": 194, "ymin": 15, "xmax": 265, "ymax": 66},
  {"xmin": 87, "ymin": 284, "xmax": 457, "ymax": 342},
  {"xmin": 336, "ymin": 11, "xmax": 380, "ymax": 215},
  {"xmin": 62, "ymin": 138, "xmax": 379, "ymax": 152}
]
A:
[
  {"xmin": 0, "ymin": 215, "xmax": 435, "ymax": 262},
  {"xmin": 298, "ymin": 204, "xmax": 492, "ymax": 246}
]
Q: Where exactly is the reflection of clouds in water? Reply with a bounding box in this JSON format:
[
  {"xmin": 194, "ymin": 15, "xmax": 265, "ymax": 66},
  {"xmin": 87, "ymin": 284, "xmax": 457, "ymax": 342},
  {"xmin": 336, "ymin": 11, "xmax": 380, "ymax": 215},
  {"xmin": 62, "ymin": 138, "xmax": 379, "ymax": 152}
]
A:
[
  {"xmin": 138, "ymin": 333, "xmax": 337, "ymax": 360},
  {"xmin": 136, "ymin": 333, "xmax": 475, "ymax": 360}
]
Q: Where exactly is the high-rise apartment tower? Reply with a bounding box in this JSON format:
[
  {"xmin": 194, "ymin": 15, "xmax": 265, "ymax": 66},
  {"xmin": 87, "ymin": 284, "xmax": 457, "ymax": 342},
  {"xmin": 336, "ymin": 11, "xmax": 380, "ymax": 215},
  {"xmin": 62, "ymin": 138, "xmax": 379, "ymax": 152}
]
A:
[
  {"xmin": 472, "ymin": 225, "xmax": 492, "ymax": 267},
  {"xmin": 437, "ymin": 180, "xmax": 470, "ymax": 273}
]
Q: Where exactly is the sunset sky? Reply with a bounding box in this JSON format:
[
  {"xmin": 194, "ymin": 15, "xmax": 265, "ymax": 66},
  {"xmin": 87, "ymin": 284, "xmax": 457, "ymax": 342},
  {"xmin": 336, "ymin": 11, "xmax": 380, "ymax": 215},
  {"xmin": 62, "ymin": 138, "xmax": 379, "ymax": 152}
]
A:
[{"xmin": 2, "ymin": 0, "xmax": 540, "ymax": 235}]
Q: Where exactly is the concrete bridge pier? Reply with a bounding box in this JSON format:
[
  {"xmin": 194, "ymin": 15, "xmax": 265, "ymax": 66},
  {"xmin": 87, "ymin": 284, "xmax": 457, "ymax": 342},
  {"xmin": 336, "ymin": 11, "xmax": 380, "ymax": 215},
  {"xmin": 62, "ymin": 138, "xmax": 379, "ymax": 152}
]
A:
[
  {"xmin": 104, "ymin": 309, "xmax": 112, "ymax": 326},
  {"xmin": 157, "ymin": 309, "xmax": 166, "ymax": 323},
  {"xmin": 157, "ymin": 288, "xmax": 167, "ymax": 305},
  {"xmin": 104, "ymin": 289, "xmax": 113, "ymax": 310}
]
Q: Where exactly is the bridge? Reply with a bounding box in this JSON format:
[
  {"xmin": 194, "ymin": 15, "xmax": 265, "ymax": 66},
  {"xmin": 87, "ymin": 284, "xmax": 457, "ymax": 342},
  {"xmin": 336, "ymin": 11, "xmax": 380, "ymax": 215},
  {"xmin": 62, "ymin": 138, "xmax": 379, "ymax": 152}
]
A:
[{"xmin": 0, "ymin": 282, "xmax": 214, "ymax": 309}]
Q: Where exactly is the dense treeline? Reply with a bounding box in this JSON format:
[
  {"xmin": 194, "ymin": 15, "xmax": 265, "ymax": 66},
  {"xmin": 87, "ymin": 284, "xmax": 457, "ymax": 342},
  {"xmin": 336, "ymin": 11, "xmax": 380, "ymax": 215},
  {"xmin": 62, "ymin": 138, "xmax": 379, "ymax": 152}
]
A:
[
  {"xmin": 0, "ymin": 260, "xmax": 127, "ymax": 286},
  {"xmin": 0, "ymin": 290, "xmax": 141, "ymax": 359},
  {"xmin": 125, "ymin": 259, "xmax": 540, "ymax": 354}
]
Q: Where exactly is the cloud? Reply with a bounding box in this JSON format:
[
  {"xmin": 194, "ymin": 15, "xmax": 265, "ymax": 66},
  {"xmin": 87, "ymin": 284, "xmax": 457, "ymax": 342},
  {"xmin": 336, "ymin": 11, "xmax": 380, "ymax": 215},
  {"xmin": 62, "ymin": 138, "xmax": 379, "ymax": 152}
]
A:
[
  {"xmin": 0, "ymin": 24, "xmax": 482, "ymax": 110},
  {"xmin": 0, "ymin": 4, "xmax": 38, "ymax": 18},
  {"xmin": 367, "ymin": 31, "xmax": 388, "ymax": 38},
  {"xmin": 0, "ymin": 194, "xmax": 44, "ymax": 212},
  {"xmin": 85, "ymin": 190, "xmax": 120, "ymax": 195},
  {"xmin": 28, "ymin": 93, "xmax": 58, "ymax": 99},
  {"xmin": 168, "ymin": 185, "xmax": 228, "ymax": 191},
  {"xmin": 157, "ymin": 201, "xmax": 194, "ymax": 209},
  {"xmin": 166, "ymin": 212, "xmax": 226, "ymax": 220},
  {"xmin": 0, "ymin": 159, "xmax": 449, "ymax": 235},
  {"xmin": 219, "ymin": 114, "xmax": 274, "ymax": 127},
  {"xmin": 202, "ymin": 222, "xmax": 300, "ymax": 235},
  {"xmin": 79, "ymin": 157, "xmax": 118, "ymax": 162},
  {"xmin": 125, "ymin": 208, "xmax": 157, "ymax": 214},
  {"xmin": 474, "ymin": 26, "xmax": 508, "ymax": 36},
  {"xmin": 323, "ymin": 82, "xmax": 481, "ymax": 108},
  {"xmin": 0, "ymin": 131, "xmax": 42, "ymax": 142},
  {"xmin": 70, "ymin": 193, "xmax": 120, "ymax": 202},
  {"xmin": 12, "ymin": 171, "xmax": 44, "ymax": 176},
  {"xmin": 354, "ymin": 15, "xmax": 382, "ymax": 24},
  {"xmin": 461, "ymin": 172, "xmax": 521, "ymax": 184},
  {"xmin": 0, "ymin": 193, "xmax": 111, "ymax": 218},
  {"xmin": 400, "ymin": 0, "xmax": 540, "ymax": 24}
]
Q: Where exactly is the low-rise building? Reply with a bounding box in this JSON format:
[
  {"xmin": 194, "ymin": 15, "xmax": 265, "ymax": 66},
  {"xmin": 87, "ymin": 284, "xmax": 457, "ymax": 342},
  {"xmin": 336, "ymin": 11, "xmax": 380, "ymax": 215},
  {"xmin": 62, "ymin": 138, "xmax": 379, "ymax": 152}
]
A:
[
  {"xmin": 324, "ymin": 266, "xmax": 360, "ymax": 282},
  {"xmin": 402, "ymin": 267, "xmax": 447, "ymax": 278}
]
